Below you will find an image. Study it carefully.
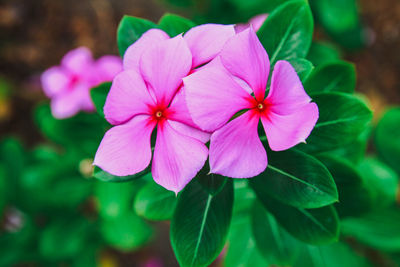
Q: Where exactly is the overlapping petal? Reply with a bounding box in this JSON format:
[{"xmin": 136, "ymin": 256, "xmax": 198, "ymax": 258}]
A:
[
  {"xmin": 41, "ymin": 67, "xmax": 70, "ymax": 97},
  {"xmin": 209, "ymin": 111, "xmax": 268, "ymax": 178},
  {"xmin": 93, "ymin": 115, "xmax": 155, "ymax": 176},
  {"xmin": 152, "ymin": 121, "xmax": 208, "ymax": 193},
  {"xmin": 94, "ymin": 55, "xmax": 123, "ymax": 83}
]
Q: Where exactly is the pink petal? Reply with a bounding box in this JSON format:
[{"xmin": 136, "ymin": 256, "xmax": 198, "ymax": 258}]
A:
[
  {"xmin": 93, "ymin": 115, "xmax": 155, "ymax": 176},
  {"xmin": 168, "ymin": 120, "xmax": 210, "ymax": 143},
  {"xmin": 123, "ymin": 29, "xmax": 170, "ymax": 71},
  {"xmin": 94, "ymin": 55, "xmax": 123, "ymax": 83},
  {"xmin": 261, "ymin": 103, "xmax": 319, "ymax": 151},
  {"xmin": 152, "ymin": 121, "xmax": 208, "ymax": 193},
  {"xmin": 61, "ymin": 47, "xmax": 93, "ymax": 75},
  {"xmin": 140, "ymin": 35, "xmax": 192, "ymax": 107},
  {"xmin": 41, "ymin": 66, "xmax": 70, "ymax": 97},
  {"xmin": 266, "ymin": 60, "xmax": 311, "ymax": 115},
  {"xmin": 104, "ymin": 70, "xmax": 155, "ymax": 125},
  {"xmin": 220, "ymin": 28, "xmax": 270, "ymax": 100},
  {"xmin": 183, "ymin": 65, "xmax": 252, "ymax": 132},
  {"xmin": 249, "ymin": 14, "xmax": 268, "ymax": 32},
  {"xmin": 209, "ymin": 111, "xmax": 267, "ymax": 178},
  {"xmin": 184, "ymin": 24, "xmax": 235, "ymax": 68}
]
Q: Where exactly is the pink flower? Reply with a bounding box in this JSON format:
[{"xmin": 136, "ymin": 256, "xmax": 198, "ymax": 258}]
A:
[
  {"xmin": 183, "ymin": 28, "xmax": 319, "ymax": 178},
  {"xmin": 235, "ymin": 14, "xmax": 268, "ymax": 33},
  {"xmin": 94, "ymin": 24, "xmax": 235, "ymax": 193},
  {"xmin": 41, "ymin": 47, "xmax": 122, "ymax": 119}
]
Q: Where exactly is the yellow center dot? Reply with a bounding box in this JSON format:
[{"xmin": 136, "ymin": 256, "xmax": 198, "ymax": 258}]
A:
[
  {"xmin": 156, "ymin": 111, "xmax": 163, "ymax": 118},
  {"xmin": 257, "ymin": 103, "xmax": 264, "ymax": 110}
]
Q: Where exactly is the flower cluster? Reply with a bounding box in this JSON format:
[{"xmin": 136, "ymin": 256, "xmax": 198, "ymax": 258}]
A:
[{"xmin": 92, "ymin": 24, "xmax": 319, "ymax": 193}]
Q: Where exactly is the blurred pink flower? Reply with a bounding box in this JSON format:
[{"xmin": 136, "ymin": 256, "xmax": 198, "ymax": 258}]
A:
[
  {"xmin": 94, "ymin": 24, "xmax": 235, "ymax": 193},
  {"xmin": 235, "ymin": 13, "xmax": 268, "ymax": 33},
  {"xmin": 41, "ymin": 47, "xmax": 122, "ymax": 119},
  {"xmin": 184, "ymin": 28, "xmax": 319, "ymax": 178},
  {"xmin": 140, "ymin": 258, "xmax": 163, "ymax": 267}
]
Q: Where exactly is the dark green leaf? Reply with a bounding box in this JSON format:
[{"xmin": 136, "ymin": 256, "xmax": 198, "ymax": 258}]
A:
[
  {"xmin": 304, "ymin": 60, "xmax": 356, "ymax": 94},
  {"xmin": 171, "ymin": 179, "xmax": 233, "ymax": 267},
  {"xmin": 158, "ymin": 13, "xmax": 196, "ymax": 37},
  {"xmin": 134, "ymin": 180, "xmax": 177, "ymax": 221},
  {"xmin": 249, "ymin": 149, "xmax": 337, "ymax": 209},
  {"xmin": 306, "ymin": 41, "xmax": 341, "ymax": 66},
  {"xmin": 90, "ymin": 82, "xmax": 111, "ymax": 118},
  {"xmin": 257, "ymin": 0, "xmax": 313, "ymax": 64},
  {"xmin": 299, "ymin": 92, "xmax": 372, "ymax": 153},
  {"xmin": 117, "ymin": 15, "xmax": 158, "ymax": 57},
  {"xmin": 93, "ymin": 166, "xmax": 150, "ymax": 182},
  {"xmin": 288, "ymin": 58, "xmax": 314, "ymax": 81},
  {"xmin": 232, "ymin": 180, "xmax": 256, "ymax": 215}
]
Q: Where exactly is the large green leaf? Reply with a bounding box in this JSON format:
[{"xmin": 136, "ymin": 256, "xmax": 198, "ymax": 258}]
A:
[
  {"xmin": 253, "ymin": 193, "xmax": 339, "ymax": 244},
  {"xmin": 134, "ymin": 180, "xmax": 177, "ymax": 221},
  {"xmin": 304, "ymin": 61, "xmax": 356, "ymax": 94},
  {"xmin": 252, "ymin": 202, "xmax": 300, "ymax": 265},
  {"xmin": 171, "ymin": 179, "xmax": 233, "ymax": 267},
  {"xmin": 375, "ymin": 108, "xmax": 400, "ymax": 174},
  {"xmin": 232, "ymin": 180, "xmax": 256, "ymax": 215},
  {"xmin": 299, "ymin": 92, "xmax": 372, "ymax": 153},
  {"xmin": 158, "ymin": 13, "xmax": 196, "ymax": 37},
  {"xmin": 288, "ymin": 58, "xmax": 314, "ymax": 82},
  {"xmin": 257, "ymin": 0, "xmax": 313, "ymax": 64},
  {"xmin": 117, "ymin": 16, "xmax": 158, "ymax": 57},
  {"xmin": 93, "ymin": 166, "xmax": 150, "ymax": 182},
  {"xmin": 306, "ymin": 41, "xmax": 341, "ymax": 66},
  {"xmin": 249, "ymin": 149, "xmax": 337, "ymax": 209},
  {"xmin": 90, "ymin": 82, "xmax": 111, "ymax": 118}
]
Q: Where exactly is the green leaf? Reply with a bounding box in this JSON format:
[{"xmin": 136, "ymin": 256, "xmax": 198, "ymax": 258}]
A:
[
  {"xmin": 134, "ymin": 180, "xmax": 177, "ymax": 221},
  {"xmin": 249, "ymin": 149, "xmax": 338, "ymax": 209},
  {"xmin": 306, "ymin": 41, "xmax": 341, "ymax": 66},
  {"xmin": 158, "ymin": 13, "xmax": 196, "ymax": 37},
  {"xmin": 252, "ymin": 202, "xmax": 300, "ymax": 265},
  {"xmin": 253, "ymin": 193, "xmax": 339, "ymax": 244},
  {"xmin": 117, "ymin": 15, "xmax": 158, "ymax": 57},
  {"xmin": 101, "ymin": 211, "xmax": 153, "ymax": 251},
  {"xmin": 299, "ymin": 92, "xmax": 372, "ymax": 153},
  {"xmin": 288, "ymin": 58, "xmax": 314, "ymax": 81},
  {"xmin": 93, "ymin": 166, "xmax": 150, "ymax": 182},
  {"xmin": 304, "ymin": 60, "xmax": 356, "ymax": 94},
  {"xmin": 257, "ymin": 0, "xmax": 313, "ymax": 64},
  {"xmin": 317, "ymin": 155, "xmax": 373, "ymax": 218},
  {"xmin": 171, "ymin": 179, "xmax": 233, "ymax": 267},
  {"xmin": 341, "ymin": 208, "xmax": 400, "ymax": 252},
  {"xmin": 375, "ymin": 108, "xmax": 400, "ymax": 174},
  {"xmin": 232, "ymin": 180, "xmax": 256, "ymax": 215},
  {"xmin": 90, "ymin": 82, "xmax": 111, "ymax": 118}
]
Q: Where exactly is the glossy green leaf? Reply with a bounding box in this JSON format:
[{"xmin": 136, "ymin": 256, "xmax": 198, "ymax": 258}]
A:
[
  {"xmin": 134, "ymin": 180, "xmax": 177, "ymax": 221},
  {"xmin": 306, "ymin": 41, "xmax": 341, "ymax": 66},
  {"xmin": 117, "ymin": 15, "xmax": 158, "ymax": 57},
  {"xmin": 252, "ymin": 202, "xmax": 300, "ymax": 265},
  {"xmin": 299, "ymin": 92, "xmax": 372, "ymax": 153},
  {"xmin": 254, "ymin": 193, "xmax": 339, "ymax": 244},
  {"xmin": 289, "ymin": 58, "xmax": 314, "ymax": 82},
  {"xmin": 171, "ymin": 179, "xmax": 233, "ymax": 267},
  {"xmin": 257, "ymin": 0, "xmax": 313, "ymax": 64},
  {"xmin": 158, "ymin": 13, "xmax": 196, "ymax": 37},
  {"xmin": 317, "ymin": 155, "xmax": 372, "ymax": 218},
  {"xmin": 375, "ymin": 108, "xmax": 400, "ymax": 174},
  {"xmin": 90, "ymin": 82, "xmax": 111, "ymax": 118},
  {"xmin": 232, "ymin": 180, "xmax": 256, "ymax": 215},
  {"xmin": 93, "ymin": 166, "xmax": 150, "ymax": 182},
  {"xmin": 249, "ymin": 149, "xmax": 337, "ymax": 209},
  {"xmin": 304, "ymin": 60, "xmax": 356, "ymax": 94}
]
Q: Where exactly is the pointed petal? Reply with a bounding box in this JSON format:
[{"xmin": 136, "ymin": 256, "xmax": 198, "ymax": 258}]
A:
[
  {"xmin": 261, "ymin": 103, "xmax": 319, "ymax": 151},
  {"xmin": 140, "ymin": 35, "xmax": 192, "ymax": 107},
  {"xmin": 61, "ymin": 47, "xmax": 93, "ymax": 75},
  {"xmin": 209, "ymin": 111, "xmax": 267, "ymax": 178},
  {"xmin": 152, "ymin": 121, "xmax": 208, "ymax": 193},
  {"xmin": 266, "ymin": 60, "xmax": 312, "ymax": 115},
  {"xmin": 123, "ymin": 29, "xmax": 169, "ymax": 71},
  {"xmin": 169, "ymin": 120, "xmax": 210, "ymax": 143},
  {"xmin": 104, "ymin": 70, "xmax": 155, "ymax": 125},
  {"xmin": 41, "ymin": 67, "xmax": 70, "ymax": 97},
  {"xmin": 220, "ymin": 28, "xmax": 270, "ymax": 100},
  {"xmin": 184, "ymin": 24, "xmax": 235, "ymax": 67},
  {"xmin": 94, "ymin": 115, "xmax": 155, "ymax": 176},
  {"xmin": 183, "ymin": 66, "xmax": 252, "ymax": 132},
  {"xmin": 94, "ymin": 55, "xmax": 123, "ymax": 83},
  {"xmin": 249, "ymin": 14, "xmax": 268, "ymax": 32}
]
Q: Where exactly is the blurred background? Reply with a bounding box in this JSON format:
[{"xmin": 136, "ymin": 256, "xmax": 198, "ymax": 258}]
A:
[{"xmin": 0, "ymin": 0, "xmax": 399, "ymax": 266}]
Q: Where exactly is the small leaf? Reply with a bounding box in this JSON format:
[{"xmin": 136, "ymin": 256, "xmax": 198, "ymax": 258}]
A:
[
  {"xmin": 304, "ymin": 60, "xmax": 356, "ymax": 94},
  {"xmin": 249, "ymin": 149, "xmax": 338, "ymax": 209},
  {"xmin": 171, "ymin": 179, "xmax": 233, "ymax": 267},
  {"xmin": 93, "ymin": 166, "xmax": 150, "ymax": 182},
  {"xmin": 117, "ymin": 15, "xmax": 158, "ymax": 57},
  {"xmin": 134, "ymin": 180, "xmax": 177, "ymax": 221},
  {"xmin": 90, "ymin": 82, "xmax": 111, "ymax": 118},
  {"xmin": 253, "ymin": 193, "xmax": 339, "ymax": 244},
  {"xmin": 288, "ymin": 58, "xmax": 314, "ymax": 81},
  {"xmin": 158, "ymin": 13, "xmax": 196, "ymax": 37},
  {"xmin": 257, "ymin": 0, "xmax": 313, "ymax": 64},
  {"xmin": 306, "ymin": 41, "xmax": 341, "ymax": 66}
]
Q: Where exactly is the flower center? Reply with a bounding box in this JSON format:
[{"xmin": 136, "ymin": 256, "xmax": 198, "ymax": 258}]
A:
[
  {"xmin": 155, "ymin": 111, "xmax": 163, "ymax": 118},
  {"xmin": 257, "ymin": 103, "xmax": 264, "ymax": 110}
]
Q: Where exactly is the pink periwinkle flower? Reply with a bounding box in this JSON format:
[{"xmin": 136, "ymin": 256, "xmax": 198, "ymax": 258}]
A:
[
  {"xmin": 94, "ymin": 24, "xmax": 236, "ymax": 193},
  {"xmin": 183, "ymin": 28, "xmax": 319, "ymax": 178},
  {"xmin": 41, "ymin": 47, "xmax": 122, "ymax": 119},
  {"xmin": 235, "ymin": 13, "xmax": 268, "ymax": 33}
]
